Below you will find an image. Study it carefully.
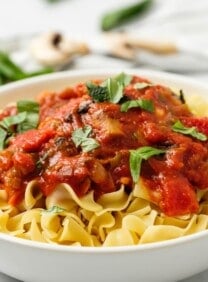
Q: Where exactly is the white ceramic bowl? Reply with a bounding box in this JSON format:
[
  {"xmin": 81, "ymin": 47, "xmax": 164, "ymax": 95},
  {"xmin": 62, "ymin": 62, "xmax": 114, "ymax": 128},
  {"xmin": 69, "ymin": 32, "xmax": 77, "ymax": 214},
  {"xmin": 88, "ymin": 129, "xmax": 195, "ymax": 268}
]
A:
[{"xmin": 0, "ymin": 69, "xmax": 208, "ymax": 282}]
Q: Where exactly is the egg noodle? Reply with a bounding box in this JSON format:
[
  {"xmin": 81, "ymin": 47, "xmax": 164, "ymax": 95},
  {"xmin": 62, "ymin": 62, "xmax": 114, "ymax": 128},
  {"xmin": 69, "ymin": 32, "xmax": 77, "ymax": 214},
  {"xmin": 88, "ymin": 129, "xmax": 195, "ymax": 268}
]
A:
[
  {"xmin": 0, "ymin": 86, "xmax": 208, "ymax": 247},
  {"xmin": 1, "ymin": 178, "xmax": 208, "ymax": 246}
]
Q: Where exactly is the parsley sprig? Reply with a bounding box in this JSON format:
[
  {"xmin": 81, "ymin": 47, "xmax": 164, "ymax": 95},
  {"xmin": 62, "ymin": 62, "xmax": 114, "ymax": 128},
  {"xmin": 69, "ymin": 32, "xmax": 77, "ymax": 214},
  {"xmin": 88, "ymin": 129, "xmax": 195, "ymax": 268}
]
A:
[
  {"xmin": 172, "ymin": 120, "xmax": 207, "ymax": 141},
  {"xmin": 72, "ymin": 125, "xmax": 100, "ymax": 152},
  {"xmin": 130, "ymin": 146, "xmax": 166, "ymax": 183}
]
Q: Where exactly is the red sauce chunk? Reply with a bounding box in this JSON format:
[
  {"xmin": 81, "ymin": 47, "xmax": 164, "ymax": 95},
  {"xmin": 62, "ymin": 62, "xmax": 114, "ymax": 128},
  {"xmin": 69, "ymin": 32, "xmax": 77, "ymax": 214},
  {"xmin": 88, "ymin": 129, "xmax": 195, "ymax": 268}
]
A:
[{"xmin": 0, "ymin": 74, "xmax": 208, "ymax": 216}]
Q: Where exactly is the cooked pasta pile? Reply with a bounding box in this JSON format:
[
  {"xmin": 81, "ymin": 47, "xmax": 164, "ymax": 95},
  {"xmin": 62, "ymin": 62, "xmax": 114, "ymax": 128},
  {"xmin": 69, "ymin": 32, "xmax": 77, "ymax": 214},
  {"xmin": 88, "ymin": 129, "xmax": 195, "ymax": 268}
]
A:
[
  {"xmin": 0, "ymin": 73, "xmax": 208, "ymax": 246},
  {"xmin": 1, "ymin": 182, "xmax": 208, "ymax": 246}
]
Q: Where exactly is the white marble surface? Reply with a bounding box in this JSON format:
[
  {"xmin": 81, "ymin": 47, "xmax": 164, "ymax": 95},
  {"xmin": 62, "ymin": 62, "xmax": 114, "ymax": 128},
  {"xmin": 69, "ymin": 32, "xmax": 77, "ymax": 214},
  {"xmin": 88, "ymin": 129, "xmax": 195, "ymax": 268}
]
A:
[{"xmin": 0, "ymin": 0, "xmax": 208, "ymax": 281}]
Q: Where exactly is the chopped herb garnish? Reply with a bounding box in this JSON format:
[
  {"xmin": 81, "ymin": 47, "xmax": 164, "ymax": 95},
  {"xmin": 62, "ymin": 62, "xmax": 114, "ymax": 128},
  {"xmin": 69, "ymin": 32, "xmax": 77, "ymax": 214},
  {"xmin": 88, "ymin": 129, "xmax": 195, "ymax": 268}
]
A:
[
  {"xmin": 130, "ymin": 146, "xmax": 166, "ymax": 183},
  {"xmin": 115, "ymin": 73, "xmax": 132, "ymax": 87},
  {"xmin": 86, "ymin": 73, "xmax": 132, "ymax": 104},
  {"xmin": 106, "ymin": 77, "xmax": 124, "ymax": 103},
  {"xmin": 43, "ymin": 206, "xmax": 65, "ymax": 213},
  {"xmin": 0, "ymin": 127, "xmax": 7, "ymax": 150},
  {"xmin": 36, "ymin": 151, "xmax": 50, "ymax": 170},
  {"xmin": 17, "ymin": 100, "xmax": 39, "ymax": 132},
  {"xmin": 134, "ymin": 82, "xmax": 152, "ymax": 90},
  {"xmin": 121, "ymin": 99, "xmax": 154, "ymax": 113},
  {"xmin": 0, "ymin": 100, "xmax": 40, "ymax": 150},
  {"xmin": 72, "ymin": 125, "xmax": 100, "ymax": 152},
  {"xmin": 86, "ymin": 82, "xmax": 109, "ymax": 102},
  {"xmin": 172, "ymin": 120, "xmax": 207, "ymax": 141},
  {"xmin": 0, "ymin": 112, "xmax": 27, "ymax": 131}
]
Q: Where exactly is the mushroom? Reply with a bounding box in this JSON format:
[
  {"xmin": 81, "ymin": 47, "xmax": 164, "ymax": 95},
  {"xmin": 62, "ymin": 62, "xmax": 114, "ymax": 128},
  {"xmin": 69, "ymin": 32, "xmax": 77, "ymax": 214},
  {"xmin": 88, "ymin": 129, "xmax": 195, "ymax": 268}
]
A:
[
  {"xmin": 104, "ymin": 32, "xmax": 178, "ymax": 60},
  {"xmin": 30, "ymin": 32, "xmax": 90, "ymax": 67}
]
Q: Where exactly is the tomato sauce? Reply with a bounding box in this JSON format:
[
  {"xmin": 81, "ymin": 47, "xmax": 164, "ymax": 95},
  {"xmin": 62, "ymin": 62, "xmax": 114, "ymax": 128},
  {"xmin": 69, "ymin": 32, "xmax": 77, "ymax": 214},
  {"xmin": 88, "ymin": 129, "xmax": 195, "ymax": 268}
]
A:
[{"xmin": 0, "ymin": 75, "xmax": 208, "ymax": 216}]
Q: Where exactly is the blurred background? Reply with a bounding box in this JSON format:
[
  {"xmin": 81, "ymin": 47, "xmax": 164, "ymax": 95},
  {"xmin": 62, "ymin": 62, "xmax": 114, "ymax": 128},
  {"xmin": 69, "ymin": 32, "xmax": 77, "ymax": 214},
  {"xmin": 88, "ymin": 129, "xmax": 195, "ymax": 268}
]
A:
[
  {"xmin": 0, "ymin": 0, "xmax": 208, "ymax": 85},
  {"xmin": 0, "ymin": 0, "xmax": 208, "ymax": 281}
]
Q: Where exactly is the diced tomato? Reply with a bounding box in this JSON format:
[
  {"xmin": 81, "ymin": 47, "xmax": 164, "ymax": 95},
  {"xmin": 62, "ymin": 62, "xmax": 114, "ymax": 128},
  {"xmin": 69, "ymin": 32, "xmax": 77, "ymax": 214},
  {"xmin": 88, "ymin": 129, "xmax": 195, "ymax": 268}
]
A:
[
  {"xmin": 12, "ymin": 152, "xmax": 35, "ymax": 175},
  {"xmin": 11, "ymin": 129, "xmax": 55, "ymax": 152},
  {"xmin": 58, "ymin": 87, "xmax": 78, "ymax": 99},
  {"xmin": 160, "ymin": 173, "xmax": 199, "ymax": 216},
  {"xmin": 0, "ymin": 151, "xmax": 13, "ymax": 171}
]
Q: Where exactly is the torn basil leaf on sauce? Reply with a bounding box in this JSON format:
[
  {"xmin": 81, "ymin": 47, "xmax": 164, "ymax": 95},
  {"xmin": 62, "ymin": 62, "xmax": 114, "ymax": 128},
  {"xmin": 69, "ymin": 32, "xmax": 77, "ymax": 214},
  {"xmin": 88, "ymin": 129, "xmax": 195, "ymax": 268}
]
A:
[
  {"xmin": 115, "ymin": 72, "xmax": 132, "ymax": 87},
  {"xmin": 72, "ymin": 125, "xmax": 100, "ymax": 152},
  {"xmin": 0, "ymin": 100, "xmax": 40, "ymax": 149},
  {"xmin": 0, "ymin": 127, "xmax": 7, "ymax": 150},
  {"xmin": 86, "ymin": 73, "xmax": 132, "ymax": 104},
  {"xmin": 106, "ymin": 77, "xmax": 124, "ymax": 103},
  {"xmin": 130, "ymin": 146, "xmax": 166, "ymax": 183},
  {"xmin": 17, "ymin": 100, "xmax": 40, "ymax": 132},
  {"xmin": 172, "ymin": 120, "xmax": 207, "ymax": 141},
  {"xmin": 121, "ymin": 99, "xmax": 154, "ymax": 113},
  {"xmin": 86, "ymin": 82, "xmax": 109, "ymax": 102},
  {"xmin": 0, "ymin": 112, "xmax": 27, "ymax": 130}
]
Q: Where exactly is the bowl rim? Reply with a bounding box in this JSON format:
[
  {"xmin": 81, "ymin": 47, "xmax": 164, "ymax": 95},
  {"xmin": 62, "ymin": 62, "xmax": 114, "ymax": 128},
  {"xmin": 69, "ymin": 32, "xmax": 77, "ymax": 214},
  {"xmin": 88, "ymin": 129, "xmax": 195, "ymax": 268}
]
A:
[{"xmin": 1, "ymin": 68, "xmax": 208, "ymax": 253}]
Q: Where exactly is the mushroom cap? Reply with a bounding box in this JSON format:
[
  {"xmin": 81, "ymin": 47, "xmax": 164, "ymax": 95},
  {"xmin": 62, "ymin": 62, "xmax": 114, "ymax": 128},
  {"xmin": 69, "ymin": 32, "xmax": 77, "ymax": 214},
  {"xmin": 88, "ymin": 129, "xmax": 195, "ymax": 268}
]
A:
[{"xmin": 30, "ymin": 32, "xmax": 89, "ymax": 67}]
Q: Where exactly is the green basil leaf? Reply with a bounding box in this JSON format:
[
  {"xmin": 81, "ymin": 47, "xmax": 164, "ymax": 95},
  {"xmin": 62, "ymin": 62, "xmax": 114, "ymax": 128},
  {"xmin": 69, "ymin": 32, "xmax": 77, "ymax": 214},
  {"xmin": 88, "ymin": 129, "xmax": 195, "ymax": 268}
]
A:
[
  {"xmin": 106, "ymin": 77, "xmax": 124, "ymax": 103},
  {"xmin": 86, "ymin": 82, "xmax": 109, "ymax": 102},
  {"xmin": 80, "ymin": 138, "xmax": 100, "ymax": 152},
  {"xmin": 43, "ymin": 206, "xmax": 65, "ymax": 213},
  {"xmin": 17, "ymin": 100, "xmax": 39, "ymax": 132},
  {"xmin": 172, "ymin": 120, "xmax": 207, "ymax": 141},
  {"xmin": 0, "ymin": 100, "xmax": 40, "ymax": 149},
  {"xmin": 72, "ymin": 125, "xmax": 100, "ymax": 152},
  {"xmin": 72, "ymin": 125, "xmax": 91, "ymax": 146},
  {"xmin": 115, "ymin": 73, "xmax": 132, "ymax": 86},
  {"xmin": 134, "ymin": 82, "xmax": 152, "ymax": 90},
  {"xmin": 0, "ymin": 112, "xmax": 27, "ymax": 130},
  {"xmin": 17, "ymin": 100, "xmax": 39, "ymax": 113},
  {"xmin": 0, "ymin": 127, "xmax": 7, "ymax": 150},
  {"xmin": 0, "ymin": 52, "xmax": 25, "ymax": 81},
  {"xmin": 101, "ymin": 0, "xmax": 153, "ymax": 31},
  {"xmin": 87, "ymin": 73, "xmax": 132, "ymax": 104},
  {"xmin": 121, "ymin": 99, "xmax": 154, "ymax": 113},
  {"xmin": 130, "ymin": 146, "xmax": 166, "ymax": 183}
]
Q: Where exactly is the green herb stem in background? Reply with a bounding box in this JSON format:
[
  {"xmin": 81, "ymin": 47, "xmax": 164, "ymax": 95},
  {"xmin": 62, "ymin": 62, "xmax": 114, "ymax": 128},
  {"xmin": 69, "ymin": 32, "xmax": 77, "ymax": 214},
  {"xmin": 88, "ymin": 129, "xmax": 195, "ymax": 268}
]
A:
[
  {"xmin": 101, "ymin": 0, "xmax": 153, "ymax": 31},
  {"xmin": 0, "ymin": 51, "xmax": 53, "ymax": 86}
]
